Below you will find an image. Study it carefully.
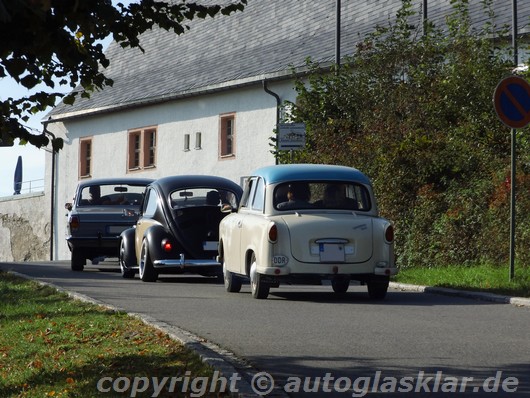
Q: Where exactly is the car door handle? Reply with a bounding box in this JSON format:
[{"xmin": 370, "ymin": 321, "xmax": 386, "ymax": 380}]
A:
[{"xmin": 237, "ymin": 220, "xmax": 242, "ymax": 228}]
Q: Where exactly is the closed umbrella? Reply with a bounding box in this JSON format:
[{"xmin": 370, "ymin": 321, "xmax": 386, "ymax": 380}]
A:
[{"xmin": 13, "ymin": 155, "xmax": 22, "ymax": 195}]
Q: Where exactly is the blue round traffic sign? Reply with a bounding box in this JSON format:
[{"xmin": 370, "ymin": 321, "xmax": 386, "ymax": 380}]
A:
[{"xmin": 493, "ymin": 75, "xmax": 530, "ymax": 129}]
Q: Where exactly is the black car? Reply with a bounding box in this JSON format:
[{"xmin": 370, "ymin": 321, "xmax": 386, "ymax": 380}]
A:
[
  {"xmin": 119, "ymin": 175, "xmax": 243, "ymax": 282},
  {"xmin": 65, "ymin": 178, "xmax": 154, "ymax": 271}
]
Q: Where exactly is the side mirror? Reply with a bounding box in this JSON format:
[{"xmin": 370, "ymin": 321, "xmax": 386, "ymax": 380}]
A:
[{"xmin": 65, "ymin": 203, "xmax": 72, "ymax": 211}]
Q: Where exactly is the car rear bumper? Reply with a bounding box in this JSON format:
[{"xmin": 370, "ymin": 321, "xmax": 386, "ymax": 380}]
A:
[
  {"xmin": 153, "ymin": 254, "xmax": 220, "ymax": 269},
  {"xmin": 257, "ymin": 261, "xmax": 397, "ymax": 277}
]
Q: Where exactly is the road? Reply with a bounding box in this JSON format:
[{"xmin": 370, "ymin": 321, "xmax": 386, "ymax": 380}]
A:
[{"xmin": 2, "ymin": 261, "xmax": 529, "ymax": 397}]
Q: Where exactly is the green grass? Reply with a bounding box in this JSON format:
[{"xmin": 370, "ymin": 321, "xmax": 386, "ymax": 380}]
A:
[
  {"xmin": 394, "ymin": 264, "xmax": 530, "ymax": 298},
  {"xmin": 0, "ymin": 272, "xmax": 224, "ymax": 398}
]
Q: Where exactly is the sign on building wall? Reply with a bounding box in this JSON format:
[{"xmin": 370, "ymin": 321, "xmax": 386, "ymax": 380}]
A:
[{"xmin": 278, "ymin": 123, "xmax": 306, "ymax": 150}]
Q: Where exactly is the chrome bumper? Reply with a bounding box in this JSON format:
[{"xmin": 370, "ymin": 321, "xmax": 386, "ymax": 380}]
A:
[{"xmin": 153, "ymin": 253, "xmax": 220, "ymax": 269}]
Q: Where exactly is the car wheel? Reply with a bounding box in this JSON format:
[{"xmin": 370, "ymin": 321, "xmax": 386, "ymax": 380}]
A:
[
  {"xmin": 223, "ymin": 259, "xmax": 242, "ymax": 293},
  {"xmin": 249, "ymin": 253, "xmax": 269, "ymax": 299},
  {"xmin": 71, "ymin": 248, "xmax": 85, "ymax": 271},
  {"xmin": 331, "ymin": 276, "xmax": 350, "ymax": 294},
  {"xmin": 139, "ymin": 239, "xmax": 158, "ymax": 282},
  {"xmin": 119, "ymin": 239, "xmax": 135, "ymax": 279},
  {"xmin": 367, "ymin": 277, "xmax": 389, "ymax": 300}
]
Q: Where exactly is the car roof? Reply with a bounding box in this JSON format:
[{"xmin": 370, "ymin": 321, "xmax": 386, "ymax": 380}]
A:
[
  {"xmin": 251, "ymin": 164, "xmax": 372, "ymax": 186},
  {"xmin": 150, "ymin": 175, "xmax": 243, "ymax": 197},
  {"xmin": 76, "ymin": 177, "xmax": 154, "ymax": 188}
]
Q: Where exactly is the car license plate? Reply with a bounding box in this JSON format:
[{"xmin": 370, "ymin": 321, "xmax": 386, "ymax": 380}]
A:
[
  {"xmin": 107, "ymin": 225, "xmax": 128, "ymax": 234},
  {"xmin": 319, "ymin": 243, "xmax": 345, "ymax": 262},
  {"xmin": 203, "ymin": 241, "xmax": 218, "ymax": 251}
]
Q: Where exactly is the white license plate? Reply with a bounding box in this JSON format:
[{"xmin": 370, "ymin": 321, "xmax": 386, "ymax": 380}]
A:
[
  {"xmin": 203, "ymin": 241, "xmax": 218, "ymax": 251},
  {"xmin": 319, "ymin": 243, "xmax": 345, "ymax": 262}
]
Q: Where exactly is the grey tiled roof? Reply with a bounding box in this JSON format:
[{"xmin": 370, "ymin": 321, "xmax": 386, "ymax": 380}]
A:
[{"xmin": 49, "ymin": 0, "xmax": 530, "ymax": 120}]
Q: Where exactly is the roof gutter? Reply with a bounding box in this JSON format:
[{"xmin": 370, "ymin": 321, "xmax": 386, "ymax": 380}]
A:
[{"xmin": 262, "ymin": 80, "xmax": 281, "ymax": 165}]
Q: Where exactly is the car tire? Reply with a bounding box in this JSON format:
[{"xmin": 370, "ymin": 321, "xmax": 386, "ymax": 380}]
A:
[
  {"xmin": 139, "ymin": 239, "xmax": 158, "ymax": 282},
  {"xmin": 119, "ymin": 239, "xmax": 135, "ymax": 279},
  {"xmin": 71, "ymin": 248, "xmax": 85, "ymax": 271},
  {"xmin": 331, "ymin": 276, "xmax": 350, "ymax": 294},
  {"xmin": 367, "ymin": 277, "xmax": 389, "ymax": 300},
  {"xmin": 223, "ymin": 259, "xmax": 242, "ymax": 293},
  {"xmin": 250, "ymin": 254, "xmax": 269, "ymax": 299}
]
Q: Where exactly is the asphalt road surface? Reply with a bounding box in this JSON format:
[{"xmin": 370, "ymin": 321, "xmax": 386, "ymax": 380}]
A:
[{"xmin": 2, "ymin": 261, "xmax": 529, "ymax": 397}]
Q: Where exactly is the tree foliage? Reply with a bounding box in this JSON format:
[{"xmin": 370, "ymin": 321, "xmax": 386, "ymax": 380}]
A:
[
  {"xmin": 0, "ymin": 0, "xmax": 246, "ymax": 151},
  {"xmin": 282, "ymin": 0, "xmax": 530, "ymax": 268}
]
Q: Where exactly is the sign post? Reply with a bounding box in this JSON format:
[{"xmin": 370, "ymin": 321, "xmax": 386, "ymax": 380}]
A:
[{"xmin": 493, "ymin": 75, "xmax": 530, "ymax": 280}]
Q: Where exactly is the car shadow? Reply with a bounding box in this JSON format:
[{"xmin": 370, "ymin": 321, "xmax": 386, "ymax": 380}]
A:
[{"xmin": 229, "ymin": 279, "xmax": 506, "ymax": 306}]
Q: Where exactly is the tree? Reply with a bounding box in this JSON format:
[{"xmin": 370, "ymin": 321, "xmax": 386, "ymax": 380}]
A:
[
  {"xmin": 283, "ymin": 0, "xmax": 527, "ymax": 268},
  {"xmin": 0, "ymin": 0, "xmax": 246, "ymax": 151}
]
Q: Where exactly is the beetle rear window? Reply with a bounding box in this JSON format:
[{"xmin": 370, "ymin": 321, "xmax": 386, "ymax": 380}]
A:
[
  {"xmin": 170, "ymin": 188, "xmax": 239, "ymax": 209},
  {"xmin": 274, "ymin": 181, "xmax": 371, "ymax": 211}
]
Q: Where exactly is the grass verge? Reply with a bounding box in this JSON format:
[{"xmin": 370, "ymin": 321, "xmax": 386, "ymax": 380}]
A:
[
  {"xmin": 0, "ymin": 271, "xmax": 224, "ymax": 398},
  {"xmin": 394, "ymin": 264, "xmax": 530, "ymax": 298}
]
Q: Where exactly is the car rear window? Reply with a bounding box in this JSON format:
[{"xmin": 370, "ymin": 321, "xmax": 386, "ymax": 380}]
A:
[
  {"xmin": 274, "ymin": 181, "xmax": 371, "ymax": 211},
  {"xmin": 77, "ymin": 184, "xmax": 147, "ymax": 206},
  {"xmin": 170, "ymin": 188, "xmax": 239, "ymax": 209}
]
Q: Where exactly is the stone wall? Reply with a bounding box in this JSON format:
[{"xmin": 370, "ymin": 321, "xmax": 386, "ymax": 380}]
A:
[{"xmin": 0, "ymin": 192, "xmax": 50, "ymax": 262}]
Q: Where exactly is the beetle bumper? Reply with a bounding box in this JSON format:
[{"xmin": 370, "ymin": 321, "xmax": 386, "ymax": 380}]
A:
[{"xmin": 153, "ymin": 253, "xmax": 220, "ymax": 269}]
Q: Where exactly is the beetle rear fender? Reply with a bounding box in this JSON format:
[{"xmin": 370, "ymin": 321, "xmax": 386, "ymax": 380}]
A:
[
  {"xmin": 121, "ymin": 227, "xmax": 135, "ymax": 243},
  {"xmin": 120, "ymin": 228, "xmax": 137, "ymax": 265},
  {"xmin": 144, "ymin": 225, "xmax": 173, "ymax": 260}
]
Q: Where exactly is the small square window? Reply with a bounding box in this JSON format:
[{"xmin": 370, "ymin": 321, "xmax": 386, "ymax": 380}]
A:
[
  {"xmin": 184, "ymin": 134, "xmax": 190, "ymax": 151},
  {"xmin": 195, "ymin": 132, "xmax": 202, "ymax": 149}
]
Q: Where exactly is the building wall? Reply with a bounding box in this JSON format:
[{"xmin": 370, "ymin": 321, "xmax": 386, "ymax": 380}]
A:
[
  {"xmin": 0, "ymin": 192, "xmax": 50, "ymax": 262},
  {"xmin": 48, "ymin": 79, "xmax": 295, "ymax": 260}
]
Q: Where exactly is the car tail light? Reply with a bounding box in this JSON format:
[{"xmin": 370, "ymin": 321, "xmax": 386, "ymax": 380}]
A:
[
  {"xmin": 161, "ymin": 239, "xmax": 172, "ymax": 252},
  {"xmin": 268, "ymin": 224, "xmax": 278, "ymax": 243},
  {"xmin": 69, "ymin": 215, "xmax": 80, "ymax": 231},
  {"xmin": 385, "ymin": 225, "xmax": 394, "ymax": 243}
]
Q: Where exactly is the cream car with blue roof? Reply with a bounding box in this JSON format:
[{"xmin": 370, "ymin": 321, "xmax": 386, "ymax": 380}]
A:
[{"xmin": 218, "ymin": 164, "xmax": 396, "ymax": 299}]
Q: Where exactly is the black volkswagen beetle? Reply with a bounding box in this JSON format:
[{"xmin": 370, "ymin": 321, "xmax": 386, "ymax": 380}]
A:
[{"xmin": 119, "ymin": 175, "xmax": 243, "ymax": 282}]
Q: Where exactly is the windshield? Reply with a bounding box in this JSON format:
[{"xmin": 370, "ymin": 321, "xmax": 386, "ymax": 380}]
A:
[{"xmin": 274, "ymin": 181, "xmax": 371, "ymax": 211}]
